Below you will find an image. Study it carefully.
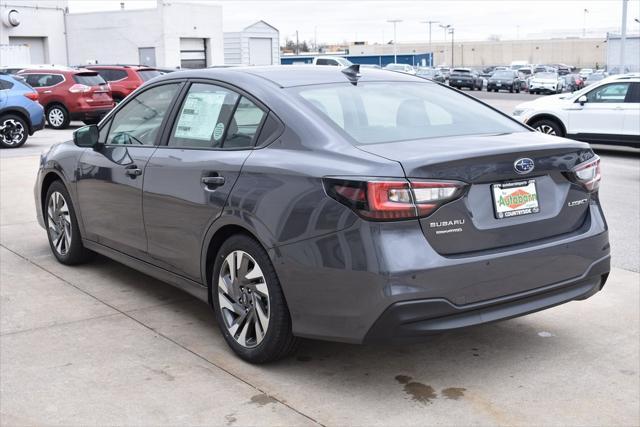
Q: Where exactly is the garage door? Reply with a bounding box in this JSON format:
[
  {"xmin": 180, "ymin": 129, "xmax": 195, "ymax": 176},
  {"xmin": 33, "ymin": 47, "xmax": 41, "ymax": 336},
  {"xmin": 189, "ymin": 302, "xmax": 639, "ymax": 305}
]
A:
[
  {"xmin": 180, "ymin": 38, "xmax": 206, "ymax": 69},
  {"xmin": 249, "ymin": 38, "xmax": 272, "ymax": 66},
  {"xmin": 9, "ymin": 36, "xmax": 46, "ymax": 64}
]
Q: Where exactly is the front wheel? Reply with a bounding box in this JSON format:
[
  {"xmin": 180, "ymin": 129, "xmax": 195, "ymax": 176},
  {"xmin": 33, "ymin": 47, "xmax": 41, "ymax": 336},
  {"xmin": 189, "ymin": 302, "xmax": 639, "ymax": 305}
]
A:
[
  {"xmin": 47, "ymin": 105, "xmax": 70, "ymax": 129},
  {"xmin": 45, "ymin": 181, "xmax": 93, "ymax": 264},
  {"xmin": 0, "ymin": 114, "xmax": 28, "ymax": 148},
  {"xmin": 212, "ymin": 234, "xmax": 298, "ymax": 363},
  {"xmin": 530, "ymin": 119, "xmax": 563, "ymax": 137}
]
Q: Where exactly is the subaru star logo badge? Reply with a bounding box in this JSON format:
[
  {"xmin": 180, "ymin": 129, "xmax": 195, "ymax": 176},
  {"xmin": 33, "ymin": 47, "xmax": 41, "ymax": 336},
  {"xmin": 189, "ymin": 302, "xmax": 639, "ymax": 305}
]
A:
[{"xmin": 514, "ymin": 158, "xmax": 535, "ymax": 174}]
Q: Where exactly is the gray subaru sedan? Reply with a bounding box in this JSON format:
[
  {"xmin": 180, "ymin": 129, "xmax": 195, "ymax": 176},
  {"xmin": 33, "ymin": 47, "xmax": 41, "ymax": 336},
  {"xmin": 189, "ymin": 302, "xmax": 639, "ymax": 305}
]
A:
[{"xmin": 35, "ymin": 65, "xmax": 610, "ymax": 363}]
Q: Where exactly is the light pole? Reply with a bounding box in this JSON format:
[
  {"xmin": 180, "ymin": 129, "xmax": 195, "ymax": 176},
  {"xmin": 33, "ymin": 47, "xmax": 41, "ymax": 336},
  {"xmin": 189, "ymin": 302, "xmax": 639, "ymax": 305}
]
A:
[
  {"xmin": 583, "ymin": 8, "xmax": 589, "ymax": 37},
  {"xmin": 387, "ymin": 19, "xmax": 402, "ymax": 63},
  {"xmin": 449, "ymin": 27, "xmax": 455, "ymax": 67},
  {"xmin": 421, "ymin": 20, "xmax": 439, "ymax": 66},
  {"xmin": 439, "ymin": 24, "xmax": 450, "ymax": 67},
  {"xmin": 620, "ymin": 0, "xmax": 628, "ymax": 72}
]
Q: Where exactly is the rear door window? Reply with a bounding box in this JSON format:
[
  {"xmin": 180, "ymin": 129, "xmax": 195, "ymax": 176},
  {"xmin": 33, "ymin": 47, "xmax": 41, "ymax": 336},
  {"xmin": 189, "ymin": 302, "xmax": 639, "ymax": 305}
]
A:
[
  {"xmin": 168, "ymin": 83, "xmax": 239, "ymax": 148},
  {"xmin": 73, "ymin": 73, "xmax": 106, "ymax": 86}
]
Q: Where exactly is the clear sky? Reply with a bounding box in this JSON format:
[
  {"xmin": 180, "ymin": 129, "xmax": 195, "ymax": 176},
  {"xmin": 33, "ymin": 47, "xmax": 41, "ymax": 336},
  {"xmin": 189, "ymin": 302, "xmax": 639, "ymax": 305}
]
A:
[{"xmin": 68, "ymin": 0, "xmax": 640, "ymax": 44}]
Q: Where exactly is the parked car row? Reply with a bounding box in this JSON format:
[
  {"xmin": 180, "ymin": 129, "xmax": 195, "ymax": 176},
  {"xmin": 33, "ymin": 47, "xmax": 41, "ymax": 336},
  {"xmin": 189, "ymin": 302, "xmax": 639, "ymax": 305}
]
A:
[{"xmin": 0, "ymin": 64, "xmax": 164, "ymax": 147}]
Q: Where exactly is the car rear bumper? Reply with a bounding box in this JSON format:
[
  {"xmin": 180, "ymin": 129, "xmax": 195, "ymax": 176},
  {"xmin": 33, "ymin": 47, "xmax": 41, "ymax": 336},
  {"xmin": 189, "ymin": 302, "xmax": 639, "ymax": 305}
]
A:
[
  {"xmin": 69, "ymin": 108, "xmax": 112, "ymax": 121},
  {"xmin": 363, "ymin": 256, "xmax": 609, "ymax": 343},
  {"xmin": 274, "ymin": 203, "xmax": 610, "ymax": 343}
]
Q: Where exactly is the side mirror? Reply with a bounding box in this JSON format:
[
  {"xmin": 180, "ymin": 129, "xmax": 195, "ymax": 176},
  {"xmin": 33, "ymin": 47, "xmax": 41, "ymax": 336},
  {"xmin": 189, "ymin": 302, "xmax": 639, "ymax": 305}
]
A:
[
  {"xmin": 578, "ymin": 95, "xmax": 587, "ymax": 106},
  {"xmin": 73, "ymin": 125, "xmax": 101, "ymax": 150}
]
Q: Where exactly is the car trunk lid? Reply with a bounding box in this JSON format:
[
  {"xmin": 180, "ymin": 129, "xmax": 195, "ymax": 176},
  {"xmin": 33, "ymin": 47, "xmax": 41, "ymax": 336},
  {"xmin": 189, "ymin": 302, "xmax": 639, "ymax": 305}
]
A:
[
  {"xmin": 73, "ymin": 72, "xmax": 113, "ymax": 106},
  {"xmin": 356, "ymin": 132, "xmax": 596, "ymax": 254}
]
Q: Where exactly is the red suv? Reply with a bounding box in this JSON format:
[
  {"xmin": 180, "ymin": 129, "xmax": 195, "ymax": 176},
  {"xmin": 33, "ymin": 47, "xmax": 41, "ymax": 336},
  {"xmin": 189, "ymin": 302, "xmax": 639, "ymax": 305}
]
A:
[
  {"xmin": 19, "ymin": 68, "xmax": 114, "ymax": 129},
  {"xmin": 86, "ymin": 65, "xmax": 162, "ymax": 104}
]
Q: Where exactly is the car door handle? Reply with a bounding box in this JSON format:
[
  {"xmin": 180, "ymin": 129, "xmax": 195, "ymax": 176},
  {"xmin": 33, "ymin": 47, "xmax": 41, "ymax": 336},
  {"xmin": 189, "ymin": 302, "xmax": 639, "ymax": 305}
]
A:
[
  {"xmin": 43, "ymin": 90, "xmax": 52, "ymax": 94},
  {"xmin": 124, "ymin": 164, "xmax": 142, "ymax": 177},
  {"xmin": 202, "ymin": 176, "xmax": 225, "ymax": 188}
]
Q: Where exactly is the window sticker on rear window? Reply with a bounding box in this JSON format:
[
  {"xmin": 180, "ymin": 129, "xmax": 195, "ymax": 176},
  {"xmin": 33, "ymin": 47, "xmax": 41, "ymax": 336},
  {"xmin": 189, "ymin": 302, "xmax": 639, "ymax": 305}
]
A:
[{"xmin": 174, "ymin": 92, "xmax": 227, "ymax": 141}]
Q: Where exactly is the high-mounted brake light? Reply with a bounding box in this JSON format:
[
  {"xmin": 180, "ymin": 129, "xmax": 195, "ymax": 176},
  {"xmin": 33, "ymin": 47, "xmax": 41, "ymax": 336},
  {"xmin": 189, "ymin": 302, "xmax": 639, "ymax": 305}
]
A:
[
  {"xmin": 324, "ymin": 178, "xmax": 467, "ymax": 221},
  {"xmin": 68, "ymin": 84, "xmax": 91, "ymax": 93},
  {"xmin": 571, "ymin": 157, "xmax": 601, "ymax": 192}
]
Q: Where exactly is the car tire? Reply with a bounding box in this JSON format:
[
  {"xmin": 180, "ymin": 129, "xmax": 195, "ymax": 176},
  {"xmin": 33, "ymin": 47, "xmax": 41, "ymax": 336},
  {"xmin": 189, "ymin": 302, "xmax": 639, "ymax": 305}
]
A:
[
  {"xmin": 46, "ymin": 105, "xmax": 70, "ymax": 130},
  {"xmin": 44, "ymin": 181, "xmax": 93, "ymax": 265},
  {"xmin": 0, "ymin": 114, "xmax": 29, "ymax": 149},
  {"xmin": 529, "ymin": 118, "xmax": 564, "ymax": 137},
  {"xmin": 212, "ymin": 234, "xmax": 298, "ymax": 364}
]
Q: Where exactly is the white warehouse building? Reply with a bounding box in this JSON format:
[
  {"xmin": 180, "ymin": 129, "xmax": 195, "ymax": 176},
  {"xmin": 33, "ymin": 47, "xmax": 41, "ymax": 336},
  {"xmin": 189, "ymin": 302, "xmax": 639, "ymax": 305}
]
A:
[
  {"xmin": 1, "ymin": 0, "xmax": 280, "ymax": 69},
  {"xmin": 224, "ymin": 21, "xmax": 280, "ymax": 66},
  {"xmin": 66, "ymin": 1, "xmax": 224, "ymax": 68},
  {"xmin": 0, "ymin": 0, "xmax": 69, "ymax": 64}
]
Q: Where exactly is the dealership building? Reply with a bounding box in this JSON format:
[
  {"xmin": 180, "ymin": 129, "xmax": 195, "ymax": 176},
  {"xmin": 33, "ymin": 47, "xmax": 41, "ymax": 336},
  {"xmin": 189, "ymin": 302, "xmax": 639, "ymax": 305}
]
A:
[{"xmin": 1, "ymin": 0, "xmax": 279, "ymax": 68}]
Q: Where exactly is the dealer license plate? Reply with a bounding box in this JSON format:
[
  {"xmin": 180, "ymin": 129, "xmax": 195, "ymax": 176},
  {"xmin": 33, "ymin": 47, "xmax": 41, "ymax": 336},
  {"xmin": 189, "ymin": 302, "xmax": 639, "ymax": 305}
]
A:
[{"xmin": 491, "ymin": 179, "xmax": 540, "ymax": 219}]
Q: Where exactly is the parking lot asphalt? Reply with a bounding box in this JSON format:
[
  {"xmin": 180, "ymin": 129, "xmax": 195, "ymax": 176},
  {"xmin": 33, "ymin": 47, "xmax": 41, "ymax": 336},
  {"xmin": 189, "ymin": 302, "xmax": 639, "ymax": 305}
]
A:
[{"xmin": 1, "ymin": 95, "xmax": 639, "ymax": 425}]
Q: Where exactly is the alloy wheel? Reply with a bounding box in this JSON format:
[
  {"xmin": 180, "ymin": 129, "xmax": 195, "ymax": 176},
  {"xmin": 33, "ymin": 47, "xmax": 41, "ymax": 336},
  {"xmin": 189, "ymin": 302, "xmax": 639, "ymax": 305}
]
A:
[
  {"xmin": 536, "ymin": 125, "xmax": 557, "ymax": 135},
  {"xmin": 217, "ymin": 250, "xmax": 270, "ymax": 348},
  {"xmin": 47, "ymin": 191, "xmax": 72, "ymax": 255},
  {"xmin": 0, "ymin": 119, "xmax": 25, "ymax": 146},
  {"xmin": 48, "ymin": 108, "xmax": 65, "ymax": 128}
]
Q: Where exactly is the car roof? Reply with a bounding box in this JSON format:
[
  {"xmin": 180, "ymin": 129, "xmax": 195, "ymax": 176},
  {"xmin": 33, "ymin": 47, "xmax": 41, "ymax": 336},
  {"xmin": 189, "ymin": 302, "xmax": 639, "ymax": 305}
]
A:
[
  {"xmin": 86, "ymin": 65, "xmax": 155, "ymax": 70},
  {"xmin": 153, "ymin": 65, "xmax": 428, "ymax": 88},
  {"xmin": 19, "ymin": 68, "xmax": 98, "ymax": 75}
]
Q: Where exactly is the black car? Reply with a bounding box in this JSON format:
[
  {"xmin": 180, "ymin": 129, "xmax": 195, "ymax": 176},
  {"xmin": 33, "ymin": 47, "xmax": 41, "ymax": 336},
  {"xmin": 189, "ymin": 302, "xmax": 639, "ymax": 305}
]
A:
[
  {"xmin": 487, "ymin": 70, "xmax": 522, "ymax": 93},
  {"xmin": 415, "ymin": 67, "xmax": 445, "ymax": 83},
  {"xmin": 448, "ymin": 68, "xmax": 482, "ymax": 90},
  {"xmin": 34, "ymin": 66, "xmax": 610, "ymax": 363}
]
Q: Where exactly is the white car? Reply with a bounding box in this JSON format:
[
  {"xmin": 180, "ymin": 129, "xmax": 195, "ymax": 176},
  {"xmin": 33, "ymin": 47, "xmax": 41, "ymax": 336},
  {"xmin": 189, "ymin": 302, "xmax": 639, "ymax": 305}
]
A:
[
  {"xmin": 383, "ymin": 63, "xmax": 416, "ymax": 75},
  {"xmin": 528, "ymin": 72, "xmax": 564, "ymax": 94},
  {"xmin": 312, "ymin": 56, "xmax": 353, "ymax": 66},
  {"xmin": 512, "ymin": 74, "xmax": 640, "ymax": 147},
  {"xmin": 579, "ymin": 68, "xmax": 594, "ymax": 78}
]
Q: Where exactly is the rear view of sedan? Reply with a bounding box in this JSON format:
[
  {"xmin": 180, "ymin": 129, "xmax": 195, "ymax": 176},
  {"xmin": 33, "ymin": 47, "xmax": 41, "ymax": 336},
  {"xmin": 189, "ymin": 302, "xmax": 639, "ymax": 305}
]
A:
[{"xmin": 35, "ymin": 66, "xmax": 610, "ymax": 363}]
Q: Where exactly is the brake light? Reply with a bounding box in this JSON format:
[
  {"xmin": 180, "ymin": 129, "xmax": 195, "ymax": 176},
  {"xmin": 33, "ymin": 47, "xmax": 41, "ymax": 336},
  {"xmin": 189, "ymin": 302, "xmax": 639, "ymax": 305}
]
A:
[
  {"xmin": 23, "ymin": 92, "xmax": 39, "ymax": 101},
  {"xmin": 570, "ymin": 157, "xmax": 601, "ymax": 192},
  {"xmin": 324, "ymin": 178, "xmax": 467, "ymax": 221},
  {"xmin": 68, "ymin": 84, "xmax": 91, "ymax": 93}
]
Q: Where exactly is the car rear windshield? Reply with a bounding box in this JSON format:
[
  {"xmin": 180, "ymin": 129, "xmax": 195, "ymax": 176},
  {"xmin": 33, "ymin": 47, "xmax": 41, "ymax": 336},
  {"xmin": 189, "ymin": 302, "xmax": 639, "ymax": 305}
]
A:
[
  {"xmin": 535, "ymin": 72, "xmax": 556, "ymax": 79},
  {"xmin": 451, "ymin": 69, "xmax": 470, "ymax": 74},
  {"xmin": 137, "ymin": 69, "xmax": 162, "ymax": 81},
  {"xmin": 493, "ymin": 71, "xmax": 513, "ymax": 78},
  {"xmin": 73, "ymin": 73, "xmax": 106, "ymax": 86},
  {"xmin": 293, "ymin": 82, "xmax": 526, "ymax": 144}
]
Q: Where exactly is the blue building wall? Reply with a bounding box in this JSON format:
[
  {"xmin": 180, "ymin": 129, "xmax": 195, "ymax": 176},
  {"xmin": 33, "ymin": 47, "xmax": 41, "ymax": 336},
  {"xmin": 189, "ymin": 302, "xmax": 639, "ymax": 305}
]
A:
[{"xmin": 280, "ymin": 53, "xmax": 433, "ymax": 67}]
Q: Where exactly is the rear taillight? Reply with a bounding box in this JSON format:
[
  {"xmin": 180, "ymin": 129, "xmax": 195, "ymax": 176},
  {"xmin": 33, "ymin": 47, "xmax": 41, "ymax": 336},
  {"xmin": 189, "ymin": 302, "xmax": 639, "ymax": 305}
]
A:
[
  {"xmin": 68, "ymin": 84, "xmax": 91, "ymax": 93},
  {"xmin": 324, "ymin": 178, "xmax": 467, "ymax": 221},
  {"xmin": 24, "ymin": 92, "xmax": 39, "ymax": 101},
  {"xmin": 570, "ymin": 157, "xmax": 601, "ymax": 192}
]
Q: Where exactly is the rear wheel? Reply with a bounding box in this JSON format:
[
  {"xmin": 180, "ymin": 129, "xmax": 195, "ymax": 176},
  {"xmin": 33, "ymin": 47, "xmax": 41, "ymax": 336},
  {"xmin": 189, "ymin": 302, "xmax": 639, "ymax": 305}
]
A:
[
  {"xmin": 47, "ymin": 105, "xmax": 70, "ymax": 130},
  {"xmin": 530, "ymin": 119, "xmax": 563, "ymax": 137},
  {"xmin": 45, "ymin": 181, "xmax": 93, "ymax": 264},
  {"xmin": 0, "ymin": 114, "xmax": 28, "ymax": 148},
  {"xmin": 212, "ymin": 234, "xmax": 298, "ymax": 363}
]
